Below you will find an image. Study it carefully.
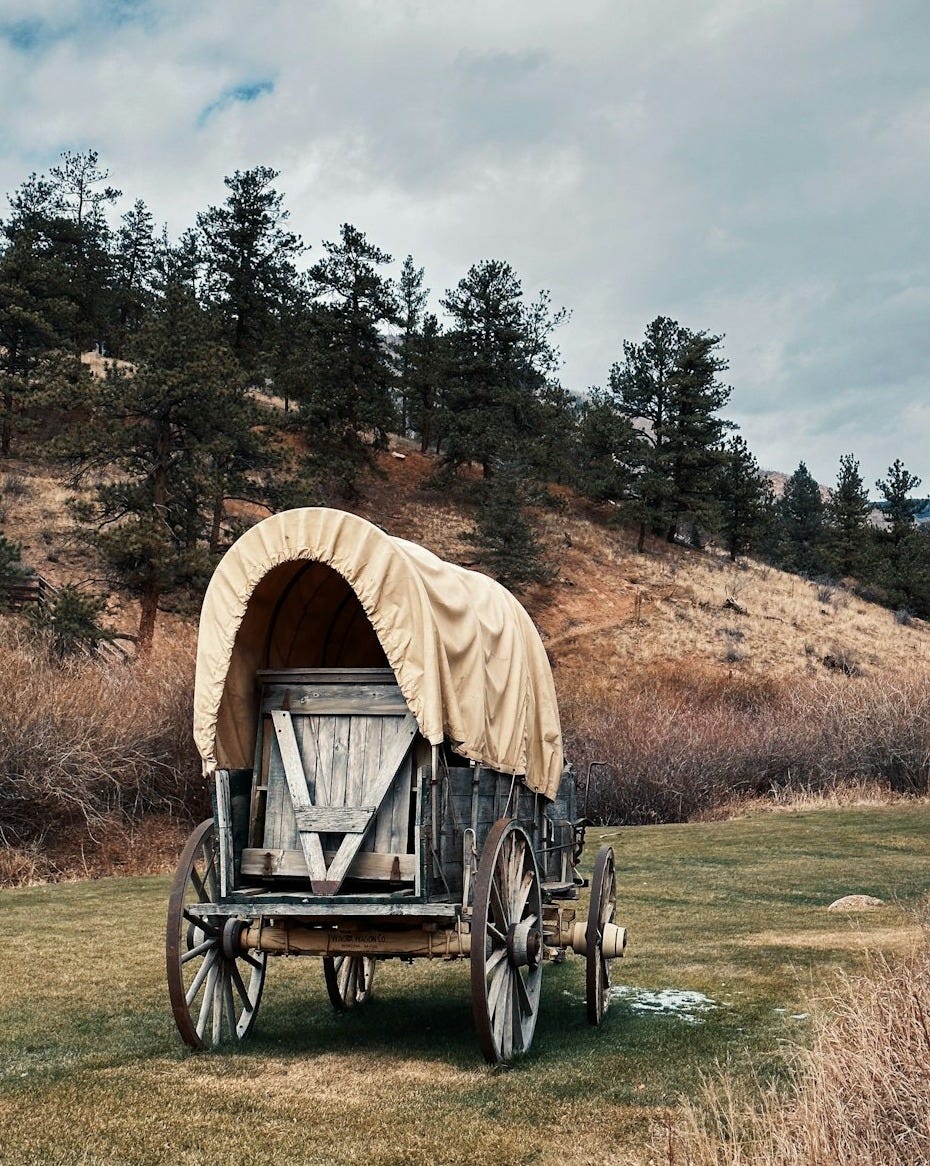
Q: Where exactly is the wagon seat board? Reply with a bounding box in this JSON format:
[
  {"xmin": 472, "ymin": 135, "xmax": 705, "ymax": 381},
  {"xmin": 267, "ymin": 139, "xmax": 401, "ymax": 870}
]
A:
[{"xmin": 192, "ymin": 507, "xmax": 565, "ymax": 894}]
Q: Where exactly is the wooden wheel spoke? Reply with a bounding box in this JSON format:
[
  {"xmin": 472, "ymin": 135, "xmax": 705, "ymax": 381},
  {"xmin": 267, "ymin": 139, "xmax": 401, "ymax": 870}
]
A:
[
  {"xmin": 489, "ymin": 878, "xmax": 509, "ymax": 929},
  {"xmin": 241, "ymin": 951, "xmax": 263, "ymax": 971},
  {"xmin": 513, "ymin": 869, "xmax": 534, "ymax": 922},
  {"xmin": 188, "ymin": 866, "xmax": 208, "ymax": 901},
  {"xmin": 181, "ymin": 937, "xmax": 215, "ymax": 964},
  {"xmin": 487, "ymin": 961, "xmax": 510, "ymax": 1021},
  {"xmin": 211, "ymin": 970, "xmax": 224, "ymax": 1045},
  {"xmin": 223, "ymin": 972, "xmax": 237, "ymax": 1035},
  {"xmin": 498, "ymin": 978, "xmax": 514, "ymax": 1062},
  {"xmin": 182, "ymin": 908, "xmax": 219, "ymax": 936},
  {"xmin": 484, "ymin": 947, "xmax": 508, "ymax": 978},
  {"xmin": 487, "ymin": 922, "xmax": 508, "ymax": 946},
  {"xmin": 513, "ymin": 967, "xmax": 533, "ymax": 1018},
  {"xmin": 230, "ymin": 961, "xmax": 253, "ymax": 1010},
  {"xmin": 185, "ymin": 947, "xmax": 217, "ymax": 1006},
  {"xmin": 196, "ymin": 960, "xmax": 220, "ymax": 1039}
]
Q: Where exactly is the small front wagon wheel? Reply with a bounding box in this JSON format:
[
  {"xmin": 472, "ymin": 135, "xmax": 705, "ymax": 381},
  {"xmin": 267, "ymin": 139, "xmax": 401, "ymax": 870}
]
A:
[
  {"xmin": 166, "ymin": 819, "xmax": 266, "ymax": 1049},
  {"xmin": 586, "ymin": 845, "xmax": 617, "ymax": 1025},
  {"xmin": 323, "ymin": 956, "xmax": 376, "ymax": 1010},
  {"xmin": 470, "ymin": 818, "xmax": 544, "ymax": 1065}
]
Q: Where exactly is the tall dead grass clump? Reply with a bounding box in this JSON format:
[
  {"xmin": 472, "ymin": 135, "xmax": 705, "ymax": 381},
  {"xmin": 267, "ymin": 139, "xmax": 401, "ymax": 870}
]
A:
[
  {"xmin": 560, "ymin": 665, "xmax": 930, "ymax": 823},
  {"xmin": 664, "ymin": 933, "xmax": 930, "ymax": 1165},
  {"xmin": 0, "ymin": 620, "xmax": 200, "ymax": 855}
]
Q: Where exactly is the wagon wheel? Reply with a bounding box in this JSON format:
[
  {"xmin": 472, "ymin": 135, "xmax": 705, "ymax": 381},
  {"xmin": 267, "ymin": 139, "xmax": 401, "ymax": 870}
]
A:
[
  {"xmin": 323, "ymin": 955, "xmax": 377, "ymax": 1011},
  {"xmin": 166, "ymin": 819, "xmax": 267, "ymax": 1049},
  {"xmin": 585, "ymin": 845, "xmax": 616, "ymax": 1025},
  {"xmin": 470, "ymin": 818, "xmax": 544, "ymax": 1065}
]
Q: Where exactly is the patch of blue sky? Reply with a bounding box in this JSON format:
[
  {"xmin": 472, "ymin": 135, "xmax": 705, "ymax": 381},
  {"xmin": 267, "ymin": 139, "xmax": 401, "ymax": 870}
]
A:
[
  {"xmin": 1, "ymin": 19, "xmax": 56, "ymax": 52},
  {"xmin": 1, "ymin": 2, "xmax": 151, "ymax": 53},
  {"xmin": 198, "ymin": 79, "xmax": 276, "ymax": 126},
  {"xmin": 95, "ymin": 0, "xmax": 154, "ymax": 27}
]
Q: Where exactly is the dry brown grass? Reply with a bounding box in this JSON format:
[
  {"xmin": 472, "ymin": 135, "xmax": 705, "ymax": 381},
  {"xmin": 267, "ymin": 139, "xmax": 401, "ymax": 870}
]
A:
[
  {"xmin": 663, "ymin": 929, "xmax": 930, "ymax": 1165},
  {"xmin": 531, "ymin": 512, "xmax": 930, "ymax": 689},
  {"xmin": 561, "ymin": 664, "xmax": 930, "ymax": 823},
  {"xmin": 0, "ymin": 618, "xmax": 200, "ymax": 882}
]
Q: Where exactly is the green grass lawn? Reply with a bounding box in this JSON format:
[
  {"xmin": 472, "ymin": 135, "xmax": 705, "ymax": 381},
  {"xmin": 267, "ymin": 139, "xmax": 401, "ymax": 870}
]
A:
[{"xmin": 1, "ymin": 805, "xmax": 928, "ymax": 1166}]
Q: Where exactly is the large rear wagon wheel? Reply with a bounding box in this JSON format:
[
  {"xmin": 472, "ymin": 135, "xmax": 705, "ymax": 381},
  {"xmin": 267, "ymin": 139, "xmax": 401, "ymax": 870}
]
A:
[
  {"xmin": 585, "ymin": 845, "xmax": 617, "ymax": 1025},
  {"xmin": 166, "ymin": 819, "xmax": 267, "ymax": 1049},
  {"xmin": 470, "ymin": 818, "xmax": 544, "ymax": 1065},
  {"xmin": 323, "ymin": 956, "xmax": 376, "ymax": 1010}
]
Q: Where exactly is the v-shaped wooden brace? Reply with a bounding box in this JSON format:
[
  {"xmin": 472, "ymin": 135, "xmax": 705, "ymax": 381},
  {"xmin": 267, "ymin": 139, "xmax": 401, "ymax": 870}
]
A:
[{"xmin": 270, "ymin": 708, "xmax": 418, "ymax": 895}]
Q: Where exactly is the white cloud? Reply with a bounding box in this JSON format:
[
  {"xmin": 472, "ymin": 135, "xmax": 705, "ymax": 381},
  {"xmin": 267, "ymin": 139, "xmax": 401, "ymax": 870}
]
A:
[{"xmin": 0, "ymin": 0, "xmax": 927, "ymax": 489}]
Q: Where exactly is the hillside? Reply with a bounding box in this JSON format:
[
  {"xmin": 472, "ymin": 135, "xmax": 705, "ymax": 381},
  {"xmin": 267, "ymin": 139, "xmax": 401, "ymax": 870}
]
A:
[{"xmin": 3, "ymin": 441, "xmax": 929, "ymax": 688}]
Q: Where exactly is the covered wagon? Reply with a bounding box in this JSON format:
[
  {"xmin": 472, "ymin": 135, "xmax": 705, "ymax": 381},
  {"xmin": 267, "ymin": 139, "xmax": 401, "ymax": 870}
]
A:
[{"xmin": 166, "ymin": 507, "xmax": 626, "ymax": 1064}]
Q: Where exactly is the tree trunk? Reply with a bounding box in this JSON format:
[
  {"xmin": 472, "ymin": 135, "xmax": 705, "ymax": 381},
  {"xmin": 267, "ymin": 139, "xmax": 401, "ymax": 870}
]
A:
[
  {"xmin": 137, "ymin": 582, "xmax": 160, "ymax": 658},
  {"xmin": 637, "ymin": 521, "xmax": 646, "ymax": 554},
  {"xmin": 210, "ymin": 490, "xmax": 224, "ymax": 554}
]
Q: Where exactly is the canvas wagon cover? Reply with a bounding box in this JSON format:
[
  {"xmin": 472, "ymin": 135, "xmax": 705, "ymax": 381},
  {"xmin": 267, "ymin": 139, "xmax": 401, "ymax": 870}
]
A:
[{"xmin": 193, "ymin": 508, "xmax": 563, "ymax": 800}]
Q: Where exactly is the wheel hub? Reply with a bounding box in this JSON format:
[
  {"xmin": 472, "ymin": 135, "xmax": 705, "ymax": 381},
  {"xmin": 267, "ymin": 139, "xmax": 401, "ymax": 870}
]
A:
[
  {"xmin": 507, "ymin": 919, "xmax": 542, "ymax": 969},
  {"xmin": 222, "ymin": 917, "xmax": 247, "ymax": 960}
]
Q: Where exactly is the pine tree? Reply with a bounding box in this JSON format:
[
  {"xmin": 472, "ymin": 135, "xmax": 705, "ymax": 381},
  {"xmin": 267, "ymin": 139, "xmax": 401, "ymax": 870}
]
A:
[
  {"xmin": 875, "ymin": 460, "xmax": 927, "ymax": 611},
  {"xmin": 44, "ymin": 149, "xmax": 120, "ymax": 351},
  {"xmin": 609, "ymin": 317, "xmax": 732, "ymax": 549},
  {"xmin": 875, "ymin": 459, "xmax": 922, "ymax": 544},
  {"xmin": 715, "ymin": 436, "xmax": 772, "ymax": 561},
  {"xmin": 396, "ymin": 255, "xmax": 429, "ymax": 435},
  {"xmin": 441, "ymin": 261, "xmax": 566, "ymax": 478},
  {"xmin": 465, "ymin": 459, "xmax": 551, "ymax": 591},
  {"xmin": 826, "ymin": 454, "xmax": 872, "ymax": 577},
  {"xmin": 298, "ymin": 223, "xmax": 399, "ymax": 497},
  {"xmin": 573, "ymin": 388, "xmax": 640, "ymax": 505},
  {"xmin": 70, "ymin": 282, "xmax": 251, "ymax": 653},
  {"xmin": 197, "ymin": 166, "xmax": 304, "ymax": 380},
  {"xmin": 407, "ymin": 312, "xmax": 448, "ymax": 454},
  {"xmin": 0, "ymin": 229, "xmax": 79, "ymax": 454},
  {"xmin": 110, "ymin": 199, "xmax": 158, "ymax": 354},
  {"xmin": 778, "ymin": 461, "xmax": 826, "ymax": 575}
]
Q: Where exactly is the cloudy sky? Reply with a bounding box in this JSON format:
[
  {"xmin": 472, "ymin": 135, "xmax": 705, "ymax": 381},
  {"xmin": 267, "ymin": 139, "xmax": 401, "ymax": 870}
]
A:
[{"xmin": 1, "ymin": 0, "xmax": 927, "ymax": 487}]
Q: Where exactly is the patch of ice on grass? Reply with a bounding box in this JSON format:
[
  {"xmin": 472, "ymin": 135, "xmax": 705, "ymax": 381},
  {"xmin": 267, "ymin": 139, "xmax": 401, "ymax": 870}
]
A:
[{"xmin": 609, "ymin": 986, "xmax": 722, "ymax": 1023}]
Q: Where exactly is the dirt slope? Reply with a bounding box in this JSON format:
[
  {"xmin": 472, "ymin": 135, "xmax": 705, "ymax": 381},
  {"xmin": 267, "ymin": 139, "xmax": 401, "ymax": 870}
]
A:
[{"xmin": 2, "ymin": 442, "xmax": 928, "ymax": 687}]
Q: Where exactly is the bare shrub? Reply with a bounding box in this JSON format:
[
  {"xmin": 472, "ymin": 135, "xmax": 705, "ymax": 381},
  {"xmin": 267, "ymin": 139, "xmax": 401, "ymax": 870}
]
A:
[
  {"xmin": 665, "ymin": 934, "xmax": 930, "ymax": 1165},
  {"xmin": 561, "ymin": 665, "xmax": 930, "ymax": 824},
  {"xmin": 2, "ymin": 472, "xmax": 28, "ymax": 497},
  {"xmin": 0, "ymin": 619, "xmax": 201, "ymax": 860}
]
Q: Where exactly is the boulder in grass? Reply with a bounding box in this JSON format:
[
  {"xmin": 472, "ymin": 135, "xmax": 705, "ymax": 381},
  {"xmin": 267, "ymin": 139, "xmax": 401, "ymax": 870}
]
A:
[{"xmin": 827, "ymin": 894, "xmax": 885, "ymax": 912}]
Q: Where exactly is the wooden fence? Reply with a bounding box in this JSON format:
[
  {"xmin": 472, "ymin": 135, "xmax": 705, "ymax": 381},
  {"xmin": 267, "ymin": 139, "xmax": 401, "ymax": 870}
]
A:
[{"xmin": 2, "ymin": 572, "xmax": 130, "ymax": 663}]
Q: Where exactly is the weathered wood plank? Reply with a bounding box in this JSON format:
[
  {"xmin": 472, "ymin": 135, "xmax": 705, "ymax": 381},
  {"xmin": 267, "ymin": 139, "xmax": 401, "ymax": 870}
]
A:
[
  {"xmin": 270, "ymin": 710, "xmax": 328, "ymax": 883},
  {"xmin": 374, "ymin": 717, "xmax": 400, "ymax": 853},
  {"xmin": 294, "ymin": 806, "xmax": 374, "ymax": 834},
  {"xmin": 241, "ymin": 847, "xmax": 416, "ymax": 881},
  {"xmin": 261, "ymin": 684, "xmax": 409, "ymax": 716},
  {"xmin": 214, "ymin": 769, "xmax": 234, "ymax": 898},
  {"xmin": 389, "ymin": 751, "xmax": 413, "ymax": 854},
  {"xmin": 265, "ymin": 728, "xmax": 299, "ymax": 851},
  {"xmin": 325, "ymin": 713, "xmax": 418, "ymax": 891},
  {"xmin": 329, "ymin": 715, "xmax": 351, "ymax": 807},
  {"xmin": 257, "ymin": 668, "xmax": 396, "ymax": 686},
  {"xmin": 357, "ymin": 715, "xmax": 383, "ymax": 853},
  {"xmin": 191, "ymin": 898, "xmax": 459, "ymax": 920}
]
